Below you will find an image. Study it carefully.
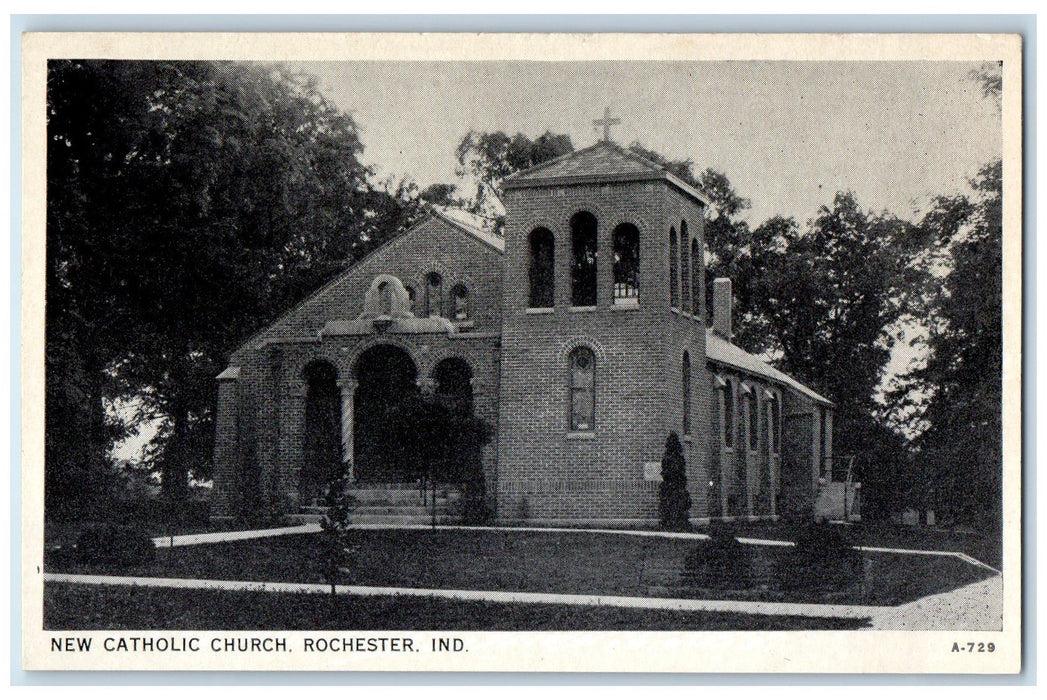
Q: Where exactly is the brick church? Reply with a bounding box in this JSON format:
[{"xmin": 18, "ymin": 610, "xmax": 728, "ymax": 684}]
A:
[{"xmin": 212, "ymin": 137, "xmax": 837, "ymax": 526}]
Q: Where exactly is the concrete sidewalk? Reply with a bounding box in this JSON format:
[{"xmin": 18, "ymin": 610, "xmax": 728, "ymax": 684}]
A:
[
  {"xmin": 44, "ymin": 571, "xmax": 885, "ymax": 621},
  {"xmin": 44, "ymin": 570, "xmax": 1004, "ymax": 630}
]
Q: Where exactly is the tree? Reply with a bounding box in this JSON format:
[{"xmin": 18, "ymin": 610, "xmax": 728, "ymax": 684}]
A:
[
  {"xmin": 380, "ymin": 392, "xmax": 494, "ymax": 524},
  {"xmin": 317, "ymin": 472, "xmax": 358, "ymax": 598},
  {"xmin": 898, "ymin": 161, "xmax": 1002, "ymax": 528},
  {"xmin": 658, "ymin": 432, "xmax": 692, "ymax": 531},
  {"xmin": 747, "ymin": 194, "xmax": 918, "ymax": 461},
  {"xmin": 454, "ymin": 130, "xmax": 573, "ymax": 231},
  {"xmin": 46, "ymin": 60, "xmax": 417, "ymax": 509}
]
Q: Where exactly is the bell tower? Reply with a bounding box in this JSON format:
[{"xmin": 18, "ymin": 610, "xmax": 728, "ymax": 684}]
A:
[{"xmin": 495, "ymin": 128, "xmax": 711, "ymax": 525}]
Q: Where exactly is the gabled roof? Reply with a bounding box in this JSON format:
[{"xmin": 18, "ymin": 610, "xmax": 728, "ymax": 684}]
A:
[
  {"xmin": 228, "ymin": 210, "xmax": 502, "ymax": 358},
  {"xmin": 503, "ymin": 140, "xmax": 710, "ymax": 206},
  {"xmin": 705, "ymin": 329, "xmax": 834, "ymax": 407},
  {"xmin": 433, "ymin": 208, "xmax": 504, "ymax": 252}
]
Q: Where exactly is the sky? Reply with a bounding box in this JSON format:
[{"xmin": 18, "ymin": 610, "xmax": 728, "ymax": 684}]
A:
[
  {"xmin": 297, "ymin": 60, "xmax": 1001, "ymax": 225},
  {"xmin": 113, "ymin": 59, "xmax": 1001, "ymax": 462}
]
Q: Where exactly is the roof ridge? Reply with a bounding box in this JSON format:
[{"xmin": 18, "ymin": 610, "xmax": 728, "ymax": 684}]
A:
[
  {"xmin": 432, "ymin": 208, "xmax": 505, "ymax": 253},
  {"xmin": 229, "ymin": 212, "xmax": 499, "ymax": 357},
  {"xmin": 705, "ymin": 328, "xmax": 834, "ymax": 406},
  {"xmin": 503, "ymin": 141, "xmax": 611, "ymax": 182}
]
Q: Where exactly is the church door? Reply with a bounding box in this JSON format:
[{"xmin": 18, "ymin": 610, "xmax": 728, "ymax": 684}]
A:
[{"xmin": 353, "ymin": 345, "xmax": 419, "ymax": 483}]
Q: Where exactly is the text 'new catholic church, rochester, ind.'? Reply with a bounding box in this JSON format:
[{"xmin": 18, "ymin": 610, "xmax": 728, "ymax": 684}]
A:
[{"xmin": 212, "ymin": 112, "xmax": 846, "ymax": 527}]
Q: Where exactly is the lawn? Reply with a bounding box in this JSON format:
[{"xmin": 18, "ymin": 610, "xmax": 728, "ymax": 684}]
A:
[
  {"xmin": 727, "ymin": 521, "xmax": 1002, "ymax": 570},
  {"xmin": 43, "ymin": 582, "xmax": 866, "ymax": 631},
  {"xmin": 47, "ymin": 528, "xmax": 995, "ymax": 606}
]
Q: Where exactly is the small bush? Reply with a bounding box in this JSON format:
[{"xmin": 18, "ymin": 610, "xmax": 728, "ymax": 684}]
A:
[
  {"xmin": 781, "ymin": 522, "xmax": 861, "ymax": 590},
  {"xmin": 658, "ymin": 432, "xmax": 692, "ymax": 531},
  {"xmin": 684, "ymin": 523, "xmax": 751, "ymax": 588},
  {"xmin": 74, "ymin": 524, "xmax": 156, "ymax": 566}
]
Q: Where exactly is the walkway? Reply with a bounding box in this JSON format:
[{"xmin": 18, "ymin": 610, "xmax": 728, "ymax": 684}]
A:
[
  {"xmin": 45, "ymin": 571, "xmax": 886, "ymax": 621},
  {"xmin": 115, "ymin": 523, "xmax": 1002, "ymax": 630}
]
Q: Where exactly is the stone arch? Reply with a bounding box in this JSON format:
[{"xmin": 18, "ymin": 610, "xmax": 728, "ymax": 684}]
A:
[
  {"xmin": 556, "ymin": 335, "xmax": 607, "ymax": 363},
  {"xmin": 361, "ymin": 274, "xmax": 412, "ymax": 318},
  {"xmin": 349, "ymin": 336, "xmax": 420, "ymax": 380}
]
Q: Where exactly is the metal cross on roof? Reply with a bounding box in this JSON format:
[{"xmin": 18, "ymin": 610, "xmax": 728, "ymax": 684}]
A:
[{"xmin": 593, "ymin": 106, "xmax": 621, "ymax": 142}]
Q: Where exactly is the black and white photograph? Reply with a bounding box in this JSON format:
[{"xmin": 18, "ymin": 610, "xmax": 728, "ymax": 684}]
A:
[{"xmin": 21, "ymin": 31, "xmax": 1022, "ymax": 674}]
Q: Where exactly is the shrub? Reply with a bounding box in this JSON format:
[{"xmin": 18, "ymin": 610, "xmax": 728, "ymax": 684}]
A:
[
  {"xmin": 684, "ymin": 522, "xmax": 751, "ymax": 588},
  {"xmin": 658, "ymin": 432, "xmax": 692, "ymax": 531},
  {"xmin": 74, "ymin": 524, "xmax": 156, "ymax": 566},
  {"xmin": 317, "ymin": 474, "xmax": 358, "ymax": 596},
  {"xmin": 782, "ymin": 521, "xmax": 862, "ymax": 590}
]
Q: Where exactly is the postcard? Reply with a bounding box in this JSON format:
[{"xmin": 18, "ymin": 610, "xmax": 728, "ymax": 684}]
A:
[{"xmin": 20, "ymin": 30, "xmax": 1022, "ymax": 673}]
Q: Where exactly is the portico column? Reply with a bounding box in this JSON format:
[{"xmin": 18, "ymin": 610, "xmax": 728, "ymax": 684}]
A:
[{"xmin": 338, "ymin": 379, "xmax": 357, "ymax": 481}]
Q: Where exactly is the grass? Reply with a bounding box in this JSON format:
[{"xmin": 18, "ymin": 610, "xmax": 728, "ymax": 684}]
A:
[
  {"xmin": 43, "ymin": 582, "xmax": 867, "ymax": 631},
  {"xmin": 47, "ymin": 528, "xmax": 995, "ymax": 606},
  {"xmin": 725, "ymin": 521, "xmax": 1002, "ymax": 570}
]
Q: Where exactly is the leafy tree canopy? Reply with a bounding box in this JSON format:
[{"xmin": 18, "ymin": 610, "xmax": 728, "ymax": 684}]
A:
[{"xmin": 46, "ymin": 60, "xmax": 424, "ymax": 508}]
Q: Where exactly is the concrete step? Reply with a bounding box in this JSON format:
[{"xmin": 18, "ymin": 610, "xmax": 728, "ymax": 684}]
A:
[
  {"xmin": 285, "ymin": 512, "xmax": 463, "ymax": 526},
  {"xmin": 349, "ymin": 513, "xmax": 462, "ymax": 526},
  {"xmin": 352, "ymin": 505, "xmax": 456, "ymax": 517}
]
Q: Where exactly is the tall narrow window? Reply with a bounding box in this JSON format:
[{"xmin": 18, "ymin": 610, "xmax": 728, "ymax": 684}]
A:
[
  {"xmin": 612, "ymin": 223, "xmax": 640, "ymax": 306},
  {"xmin": 747, "ymin": 387, "xmax": 759, "ymax": 452},
  {"xmin": 769, "ymin": 393, "xmax": 781, "ymax": 454},
  {"xmin": 528, "ymin": 228, "xmax": 555, "ymax": 308},
  {"xmin": 570, "ymin": 212, "xmax": 598, "ymax": 306},
  {"xmin": 405, "ymin": 285, "xmax": 416, "ymax": 313},
  {"xmin": 680, "ymin": 221, "xmax": 691, "ymax": 314},
  {"xmin": 682, "ymin": 351, "xmax": 691, "ymax": 436},
  {"xmin": 451, "ymin": 284, "xmax": 469, "ymax": 321},
  {"xmin": 723, "ymin": 378, "xmax": 734, "ymax": 449},
  {"xmin": 669, "ymin": 227, "xmax": 679, "ymax": 308},
  {"xmin": 691, "ymin": 236, "xmax": 702, "ymax": 316},
  {"xmin": 425, "ymin": 271, "xmax": 443, "ymax": 317},
  {"xmin": 569, "ymin": 347, "xmax": 596, "ymax": 431}
]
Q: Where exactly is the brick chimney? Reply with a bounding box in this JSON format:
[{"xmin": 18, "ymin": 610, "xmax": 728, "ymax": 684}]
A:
[{"xmin": 713, "ymin": 278, "xmax": 732, "ymax": 340}]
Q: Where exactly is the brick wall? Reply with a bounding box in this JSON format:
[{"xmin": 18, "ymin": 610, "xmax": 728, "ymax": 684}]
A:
[
  {"xmin": 214, "ymin": 216, "xmax": 504, "ymax": 519},
  {"xmin": 498, "ymin": 179, "xmax": 711, "ymax": 523}
]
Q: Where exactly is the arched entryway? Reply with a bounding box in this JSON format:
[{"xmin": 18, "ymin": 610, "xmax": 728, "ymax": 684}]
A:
[
  {"xmin": 353, "ymin": 344, "xmax": 419, "ymax": 483},
  {"xmin": 302, "ymin": 360, "xmax": 342, "ymax": 503}
]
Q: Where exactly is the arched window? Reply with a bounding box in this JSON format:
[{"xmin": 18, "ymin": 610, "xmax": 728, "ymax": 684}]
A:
[
  {"xmin": 691, "ymin": 236, "xmax": 702, "ymax": 316},
  {"xmin": 528, "ymin": 228, "xmax": 555, "ymax": 308},
  {"xmin": 669, "ymin": 226, "xmax": 679, "ymax": 308},
  {"xmin": 570, "ymin": 212, "xmax": 598, "ymax": 307},
  {"xmin": 747, "ymin": 386, "xmax": 759, "ymax": 452},
  {"xmin": 768, "ymin": 392, "xmax": 781, "ymax": 455},
  {"xmin": 680, "ymin": 220, "xmax": 691, "ymax": 315},
  {"xmin": 568, "ymin": 346, "xmax": 596, "ymax": 431},
  {"xmin": 682, "ymin": 351, "xmax": 691, "ymax": 436},
  {"xmin": 425, "ymin": 271, "xmax": 443, "ymax": 317},
  {"xmin": 723, "ymin": 378, "xmax": 734, "ymax": 449},
  {"xmin": 612, "ymin": 223, "xmax": 640, "ymax": 305},
  {"xmin": 451, "ymin": 284, "xmax": 469, "ymax": 321},
  {"xmin": 376, "ymin": 281, "xmax": 392, "ymax": 315}
]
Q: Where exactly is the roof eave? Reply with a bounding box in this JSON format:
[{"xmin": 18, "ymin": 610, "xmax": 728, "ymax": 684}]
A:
[
  {"xmin": 706, "ymin": 356, "xmax": 835, "ymax": 408},
  {"xmin": 504, "ymin": 171, "xmax": 710, "ymax": 206}
]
